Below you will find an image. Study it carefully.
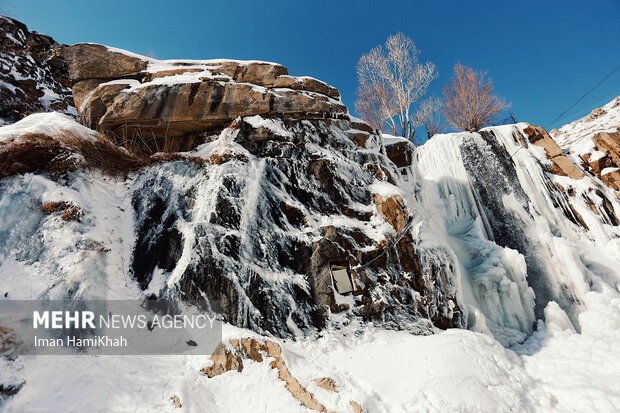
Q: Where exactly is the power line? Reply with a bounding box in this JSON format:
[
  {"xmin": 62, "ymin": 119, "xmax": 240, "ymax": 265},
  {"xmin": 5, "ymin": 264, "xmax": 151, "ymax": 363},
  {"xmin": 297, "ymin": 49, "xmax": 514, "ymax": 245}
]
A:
[{"xmin": 545, "ymin": 64, "xmax": 620, "ymax": 130}]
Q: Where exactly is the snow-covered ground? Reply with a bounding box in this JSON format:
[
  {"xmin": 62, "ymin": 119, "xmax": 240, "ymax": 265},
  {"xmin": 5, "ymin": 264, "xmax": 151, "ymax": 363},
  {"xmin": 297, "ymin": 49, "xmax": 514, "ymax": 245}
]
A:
[
  {"xmin": 2, "ymin": 290, "xmax": 619, "ymax": 412},
  {"xmin": 552, "ymin": 97, "xmax": 620, "ymax": 167}
]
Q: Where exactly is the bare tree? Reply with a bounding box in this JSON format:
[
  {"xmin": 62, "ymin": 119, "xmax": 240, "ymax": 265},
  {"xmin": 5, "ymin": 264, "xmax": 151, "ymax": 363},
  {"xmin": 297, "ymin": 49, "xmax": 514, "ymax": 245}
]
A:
[
  {"xmin": 355, "ymin": 80, "xmax": 397, "ymax": 134},
  {"xmin": 412, "ymin": 96, "xmax": 443, "ymax": 142},
  {"xmin": 355, "ymin": 33, "xmax": 438, "ymax": 139},
  {"xmin": 442, "ymin": 63, "xmax": 507, "ymax": 132}
]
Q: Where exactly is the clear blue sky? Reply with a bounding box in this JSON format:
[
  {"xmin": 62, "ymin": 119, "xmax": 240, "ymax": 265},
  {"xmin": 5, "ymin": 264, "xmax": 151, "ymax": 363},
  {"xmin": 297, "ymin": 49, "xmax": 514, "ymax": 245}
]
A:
[{"xmin": 3, "ymin": 0, "xmax": 619, "ymax": 131}]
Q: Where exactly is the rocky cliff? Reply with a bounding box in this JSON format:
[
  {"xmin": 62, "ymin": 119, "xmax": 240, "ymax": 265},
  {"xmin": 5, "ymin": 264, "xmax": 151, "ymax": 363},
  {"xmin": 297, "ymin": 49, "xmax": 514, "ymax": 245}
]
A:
[{"xmin": 0, "ymin": 40, "xmax": 465, "ymax": 338}]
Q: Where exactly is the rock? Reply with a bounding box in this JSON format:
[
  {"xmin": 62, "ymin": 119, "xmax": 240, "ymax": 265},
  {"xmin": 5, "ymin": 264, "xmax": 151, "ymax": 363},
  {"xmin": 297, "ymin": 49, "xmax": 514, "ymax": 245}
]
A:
[
  {"xmin": 587, "ymin": 107, "xmax": 606, "ymax": 121},
  {"xmin": 203, "ymin": 338, "xmax": 337, "ymax": 413},
  {"xmin": 549, "ymin": 155, "xmax": 581, "ymax": 178},
  {"xmin": 372, "ymin": 194, "xmax": 408, "ymax": 233},
  {"xmin": 54, "ymin": 44, "xmax": 347, "ymax": 145},
  {"xmin": 90, "ymin": 81, "xmax": 346, "ymax": 140},
  {"xmin": 523, "ymin": 124, "xmax": 583, "ymax": 179},
  {"xmin": 53, "ymin": 43, "xmax": 147, "ymax": 82},
  {"xmin": 350, "ymin": 400, "xmax": 363, "ymax": 413},
  {"xmin": 593, "ymin": 130, "xmax": 620, "ymax": 166},
  {"xmin": 0, "ymin": 326, "xmax": 22, "ymax": 359},
  {"xmin": 385, "ymin": 140, "xmax": 415, "ymax": 168},
  {"xmin": 602, "ymin": 168, "xmax": 620, "ymax": 191},
  {"xmin": 127, "ymin": 116, "xmax": 463, "ymax": 337},
  {"xmin": 202, "ymin": 342, "xmax": 244, "ymax": 378},
  {"xmin": 314, "ymin": 377, "xmax": 338, "ymax": 392},
  {"xmin": 0, "ymin": 16, "xmax": 74, "ymax": 123},
  {"xmin": 588, "ymin": 154, "xmax": 613, "ymax": 174},
  {"xmin": 523, "ymin": 124, "xmax": 564, "ymax": 157}
]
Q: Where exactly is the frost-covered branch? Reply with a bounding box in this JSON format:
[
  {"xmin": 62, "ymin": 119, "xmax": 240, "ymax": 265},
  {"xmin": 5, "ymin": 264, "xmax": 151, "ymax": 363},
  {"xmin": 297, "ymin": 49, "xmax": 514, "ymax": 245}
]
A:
[{"xmin": 355, "ymin": 33, "xmax": 438, "ymax": 139}]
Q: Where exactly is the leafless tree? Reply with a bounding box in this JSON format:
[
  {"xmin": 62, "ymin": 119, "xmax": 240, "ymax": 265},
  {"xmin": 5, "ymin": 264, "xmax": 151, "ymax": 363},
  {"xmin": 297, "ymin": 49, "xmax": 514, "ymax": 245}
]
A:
[
  {"xmin": 412, "ymin": 96, "xmax": 443, "ymax": 142},
  {"xmin": 355, "ymin": 33, "xmax": 438, "ymax": 139},
  {"xmin": 442, "ymin": 63, "xmax": 507, "ymax": 132},
  {"xmin": 355, "ymin": 80, "xmax": 397, "ymax": 134}
]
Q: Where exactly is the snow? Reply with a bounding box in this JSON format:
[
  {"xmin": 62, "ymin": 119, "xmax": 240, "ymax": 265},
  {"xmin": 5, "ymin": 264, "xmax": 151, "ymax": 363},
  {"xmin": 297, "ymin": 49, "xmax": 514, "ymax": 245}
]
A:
[
  {"xmin": 552, "ymin": 96, "xmax": 620, "ymax": 167},
  {"xmin": 3, "ymin": 290, "xmax": 620, "ymax": 412},
  {"xmin": 601, "ymin": 167, "xmax": 619, "ymax": 175},
  {"xmin": 369, "ymin": 180, "xmax": 401, "ymax": 197},
  {"xmin": 381, "ymin": 133, "xmax": 409, "ymax": 146},
  {"xmin": 244, "ymin": 115, "xmax": 294, "ymax": 138},
  {"xmin": 0, "ymin": 112, "xmax": 97, "ymax": 143}
]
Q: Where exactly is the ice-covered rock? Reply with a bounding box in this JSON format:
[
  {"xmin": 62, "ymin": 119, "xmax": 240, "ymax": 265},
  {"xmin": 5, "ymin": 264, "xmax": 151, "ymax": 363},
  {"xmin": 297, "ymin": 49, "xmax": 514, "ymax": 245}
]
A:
[
  {"xmin": 0, "ymin": 62, "xmax": 464, "ymax": 338},
  {"xmin": 412, "ymin": 122, "xmax": 620, "ymax": 344},
  {"xmin": 0, "ymin": 16, "xmax": 74, "ymax": 124}
]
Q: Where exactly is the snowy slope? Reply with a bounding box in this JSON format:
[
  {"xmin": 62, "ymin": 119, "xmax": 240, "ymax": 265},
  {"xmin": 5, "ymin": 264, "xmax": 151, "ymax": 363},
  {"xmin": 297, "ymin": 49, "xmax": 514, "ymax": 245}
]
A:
[
  {"xmin": 552, "ymin": 96, "xmax": 620, "ymax": 164},
  {"xmin": 2, "ymin": 289, "xmax": 619, "ymax": 412}
]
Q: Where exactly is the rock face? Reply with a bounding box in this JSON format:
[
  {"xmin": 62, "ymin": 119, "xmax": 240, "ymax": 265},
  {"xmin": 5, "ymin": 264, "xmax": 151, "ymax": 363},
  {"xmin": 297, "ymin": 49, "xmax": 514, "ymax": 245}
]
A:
[
  {"xmin": 552, "ymin": 96, "xmax": 620, "ymax": 191},
  {"xmin": 54, "ymin": 44, "xmax": 346, "ymax": 152},
  {"xmin": 523, "ymin": 124, "xmax": 583, "ymax": 179},
  {"xmin": 130, "ymin": 115, "xmax": 464, "ymax": 336},
  {"xmin": 385, "ymin": 140, "xmax": 415, "ymax": 169},
  {"xmin": 593, "ymin": 130, "xmax": 620, "ymax": 190},
  {"xmin": 0, "ymin": 16, "xmax": 74, "ymax": 124},
  {"xmin": 32, "ymin": 43, "xmax": 464, "ymax": 336}
]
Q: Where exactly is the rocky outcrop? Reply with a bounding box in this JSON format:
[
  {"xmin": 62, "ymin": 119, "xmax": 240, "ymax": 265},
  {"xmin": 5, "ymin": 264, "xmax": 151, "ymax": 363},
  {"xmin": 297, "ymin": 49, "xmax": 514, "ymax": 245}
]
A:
[
  {"xmin": 593, "ymin": 130, "xmax": 620, "ymax": 190},
  {"xmin": 131, "ymin": 114, "xmax": 464, "ymax": 337},
  {"xmin": 0, "ymin": 32, "xmax": 463, "ymax": 338},
  {"xmin": 551, "ymin": 96, "xmax": 620, "ymax": 191},
  {"xmin": 523, "ymin": 124, "xmax": 583, "ymax": 179},
  {"xmin": 385, "ymin": 139, "xmax": 415, "ymax": 168},
  {"xmin": 0, "ymin": 41, "xmax": 463, "ymax": 338},
  {"xmin": 53, "ymin": 43, "xmax": 346, "ymax": 150},
  {"xmin": 0, "ymin": 16, "xmax": 74, "ymax": 124},
  {"xmin": 35, "ymin": 44, "xmax": 459, "ymax": 337},
  {"xmin": 203, "ymin": 338, "xmax": 360, "ymax": 413}
]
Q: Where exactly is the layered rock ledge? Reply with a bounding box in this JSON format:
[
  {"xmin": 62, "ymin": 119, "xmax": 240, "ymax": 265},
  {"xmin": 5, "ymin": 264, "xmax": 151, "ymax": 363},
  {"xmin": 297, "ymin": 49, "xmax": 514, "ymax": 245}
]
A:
[{"xmin": 54, "ymin": 43, "xmax": 348, "ymax": 150}]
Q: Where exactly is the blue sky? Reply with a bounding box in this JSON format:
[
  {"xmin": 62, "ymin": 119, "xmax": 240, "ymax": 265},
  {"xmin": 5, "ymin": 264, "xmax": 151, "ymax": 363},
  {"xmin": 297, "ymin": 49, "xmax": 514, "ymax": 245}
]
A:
[{"xmin": 3, "ymin": 0, "xmax": 619, "ymax": 132}]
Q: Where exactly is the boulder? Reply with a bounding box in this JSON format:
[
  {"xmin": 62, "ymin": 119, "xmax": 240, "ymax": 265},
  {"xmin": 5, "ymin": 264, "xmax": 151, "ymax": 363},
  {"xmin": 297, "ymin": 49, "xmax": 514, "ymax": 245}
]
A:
[
  {"xmin": 53, "ymin": 43, "xmax": 147, "ymax": 82},
  {"xmin": 523, "ymin": 124, "xmax": 583, "ymax": 179},
  {"xmin": 602, "ymin": 168, "xmax": 620, "ymax": 191},
  {"xmin": 385, "ymin": 140, "xmax": 415, "ymax": 168},
  {"xmin": 593, "ymin": 130, "xmax": 620, "ymax": 166},
  {"xmin": 588, "ymin": 154, "xmax": 614, "ymax": 174}
]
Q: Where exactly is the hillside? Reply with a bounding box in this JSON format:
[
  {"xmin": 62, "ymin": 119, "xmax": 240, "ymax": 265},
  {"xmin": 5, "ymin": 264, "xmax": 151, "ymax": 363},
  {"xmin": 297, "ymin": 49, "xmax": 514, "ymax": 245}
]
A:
[{"xmin": 1, "ymin": 16, "xmax": 620, "ymax": 413}]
